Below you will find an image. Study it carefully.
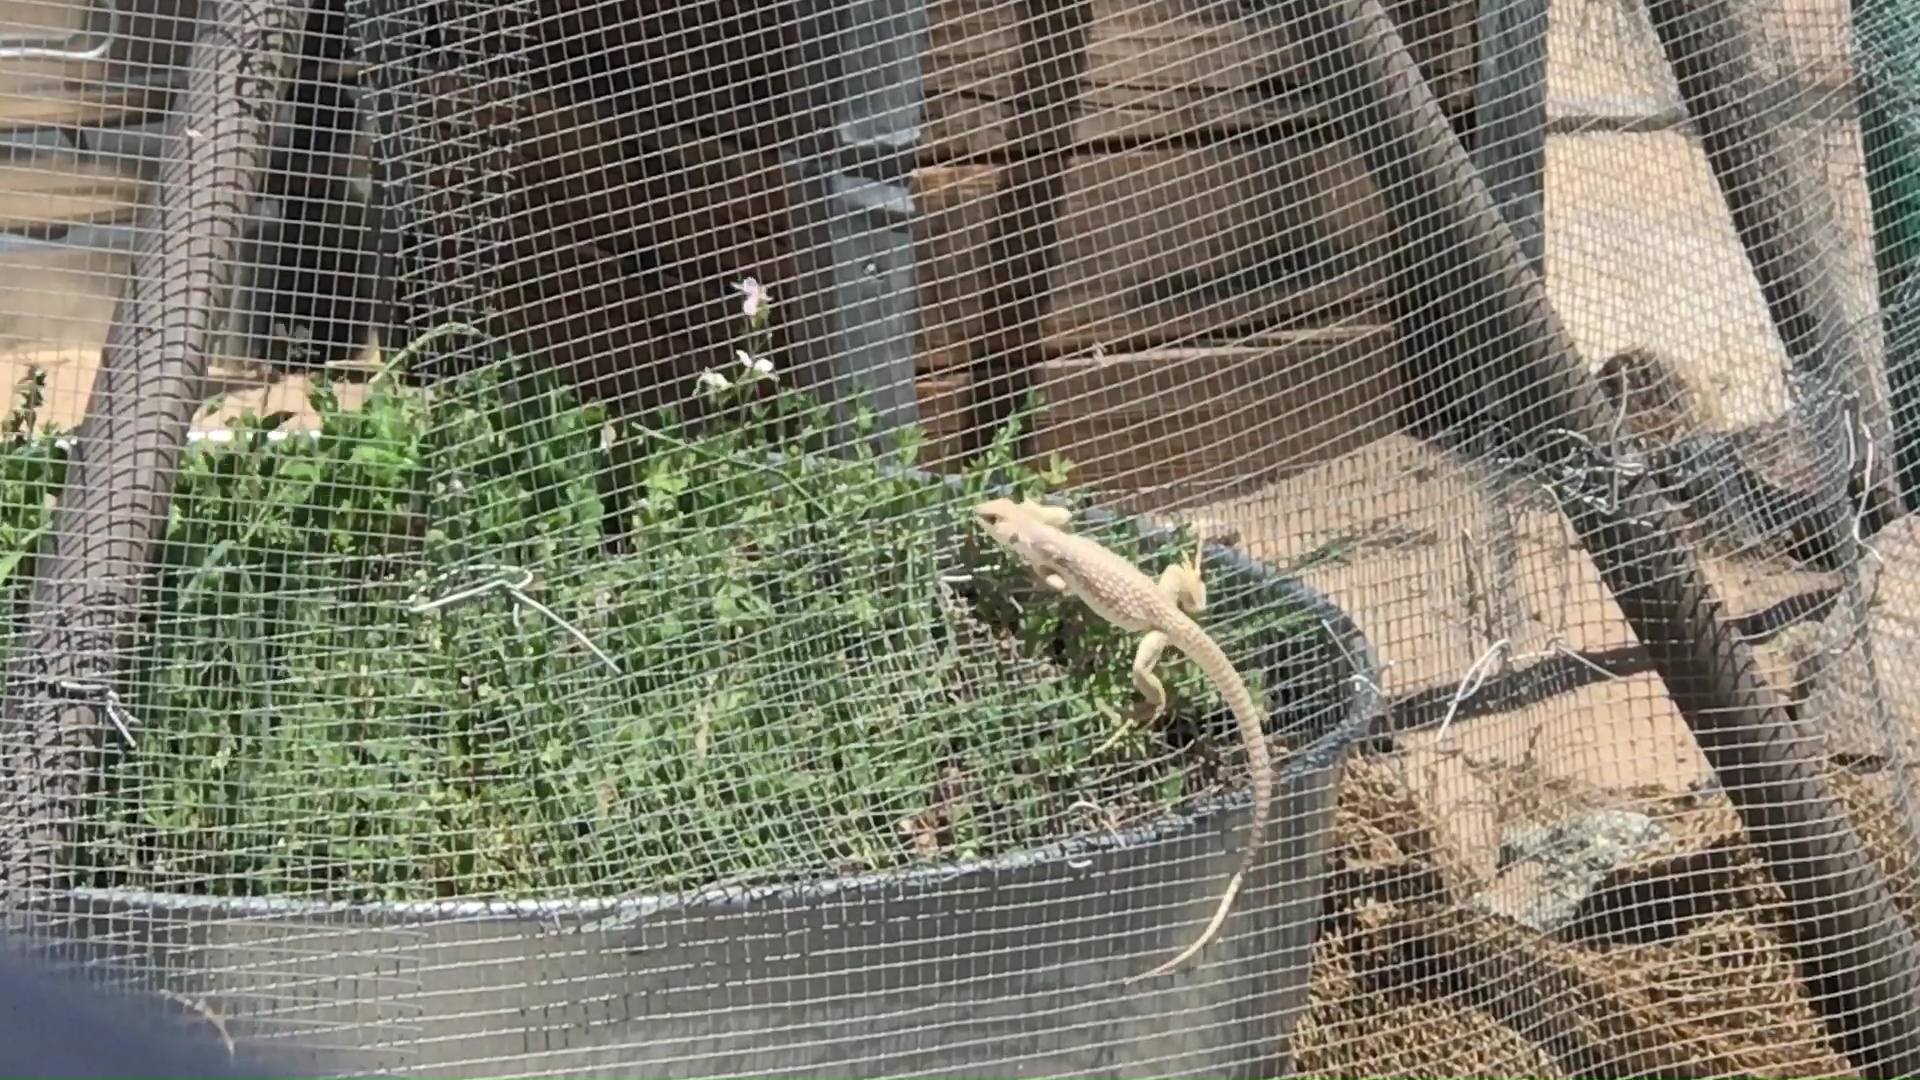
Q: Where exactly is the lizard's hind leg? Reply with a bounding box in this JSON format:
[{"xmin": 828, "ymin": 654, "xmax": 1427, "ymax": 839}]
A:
[{"xmin": 1127, "ymin": 544, "xmax": 1209, "ymax": 722}]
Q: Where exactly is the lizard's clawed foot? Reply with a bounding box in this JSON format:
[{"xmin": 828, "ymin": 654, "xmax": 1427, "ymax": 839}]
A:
[
  {"xmin": 1128, "ymin": 673, "xmax": 1169, "ymax": 726},
  {"xmin": 1130, "ymin": 632, "xmax": 1172, "ymax": 724},
  {"xmin": 1157, "ymin": 532, "xmax": 1208, "ymax": 616}
]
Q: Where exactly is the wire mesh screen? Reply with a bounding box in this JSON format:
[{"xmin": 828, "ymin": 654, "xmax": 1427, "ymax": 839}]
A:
[{"xmin": 0, "ymin": 0, "xmax": 1915, "ymax": 1074}]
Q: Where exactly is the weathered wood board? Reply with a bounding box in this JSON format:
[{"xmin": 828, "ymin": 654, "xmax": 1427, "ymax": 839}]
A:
[
  {"xmin": 0, "ymin": 241, "xmax": 124, "ymax": 351},
  {"xmin": 915, "ymin": 0, "xmax": 1476, "ymax": 485},
  {"xmin": 0, "ymin": 74, "xmax": 169, "ymax": 134},
  {"xmin": 537, "ymin": 0, "xmax": 814, "ymax": 157},
  {"xmin": 923, "ymin": 0, "xmax": 1478, "ymax": 159},
  {"xmin": 0, "ymin": 0, "xmax": 199, "ymax": 132},
  {"xmin": 914, "ymin": 141, "xmax": 1391, "ymax": 365},
  {"xmin": 914, "ymin": 326, "xmax": 1402, "ymax": 487},
  {"xmin": 0, "ymin": 0, "xmax": 1468, "ymax": 494},
  {"xmin": 380, "ymin": 78, "xmax": 801, "ymax": 412},
  {"xmin": 0, "ymin": 156, "xmax": 142, "ymax": 230}
]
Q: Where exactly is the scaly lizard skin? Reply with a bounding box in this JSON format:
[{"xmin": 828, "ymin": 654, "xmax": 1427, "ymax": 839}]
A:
[{"xmin": 972, "ymin": 497, "xmax": 1283, "ymax": 982}]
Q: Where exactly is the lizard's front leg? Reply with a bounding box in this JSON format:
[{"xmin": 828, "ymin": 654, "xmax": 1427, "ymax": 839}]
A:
[
  {"xmin": 1012, "ymin": 551, "xmax": 1071, "ymax": 596},
  {"xmin": 1033, "ymin": 569, "xmax": 1070, "ymax": 594}
]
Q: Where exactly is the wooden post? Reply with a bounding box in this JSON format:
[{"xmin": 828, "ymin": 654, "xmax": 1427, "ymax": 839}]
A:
[
  {"xmin": 1852, "ymin": 0, "xmax": 1920, "ymax": 511},
  {"xmin": 1644, "ymin": 0, "xmax": 1900, "ymax": 540},
  {"xmin": 962, "ymin": 0, "xmax": 1091, "ymax": 459},
  {"xmin": 1472, "ymin": 0, "xmax": 1548, "ymax": 276},
  {"xmin": 0, "ymin": 0, "xmax": 313, "ymax": 910},
  {"xmin": 1262, "ymin": 0, "xmax": 1920, "ymax": 1066},
  {"xmin": 815, "ymin": 0, "xmax": 929, "ymax": 446},
  {"xmin": 1470, "ymin": 0, "xmax": 1548, "ymax": 660}
]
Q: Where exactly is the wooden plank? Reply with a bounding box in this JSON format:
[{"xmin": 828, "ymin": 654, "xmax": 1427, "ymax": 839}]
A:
[
  {"xmin": 0, "ymin": 75, "xmax": 170, "ymax": 132},
  {"xmin": 0, "ymin": 0, "xmax": 85, "ymax": 39},
  {"xmin": 924, "ymin": 0, "xmax": 1319, "ymax": 155},
  {"xmin": 1385, "ymin": 0, "xmax": 1481, "ymax": 111},
  {"xmin": 0, "ymin": 157, "xmax": 143, "ymax": 230},
  {"xmin": 0, "ymin": 242, "xmax": 124, "ymax": 353},
  {"xmin": 510, "ymin": 100, "xmax": 793, "ymax": 274},
  {"xmin": 912, "ymin": 372, "xmax": 975, "ymax": 468},
  {"xmin": 924, "ymin": 0, "xmax": 1478, "ymax": 158},
  {"xmin": 385, "ymin": 77, "xmax": 805, "ymax": 413},
  {"xmin": 914, "ymin": 142, "xmax": 1390, "ymax": 364},
  {"xmin": 534, "ymin": 1, "xmax": 812, "ymax": 155},
  {"xmin": 1472, "ymin": 0, "xmax": 1547, "ymax": 275},
  {"xmin": 913, "ymin": 326, "xmax": 1401, "ymax": 488}
]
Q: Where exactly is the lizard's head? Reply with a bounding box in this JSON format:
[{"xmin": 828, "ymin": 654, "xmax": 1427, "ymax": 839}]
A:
[
  {"xmin": 974, "ymin": 497, "xmax": 1074, "ymax": 557},
  {"xmin": 973, "ymin": 498, "xmax": 1029, "ymax": 551}
]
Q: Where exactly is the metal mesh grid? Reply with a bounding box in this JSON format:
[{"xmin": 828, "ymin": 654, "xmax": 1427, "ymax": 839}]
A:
[{"xmin": 0, "ymin": 0, "xmax": 1910, "ymax": 1075}]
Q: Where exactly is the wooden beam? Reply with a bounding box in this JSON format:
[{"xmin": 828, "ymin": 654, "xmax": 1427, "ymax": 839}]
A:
[
  {"xmin": 1471, "ymin": 0, "xmax": 1546, "ymax": 274},
  {"xmin": 915, "ymin": 326, "xmax": 1400, "ymax": 489},
  {"xmin": 914, "ymin": 145, "xmax": 1389, "ymax": 365},
  {"xmin": 923, "ymin": 0, "xmax": 1480, "ymax": 159},
  {"xmin": 0, "ymin": 157, "xmax": 144, "ymax": 232}
]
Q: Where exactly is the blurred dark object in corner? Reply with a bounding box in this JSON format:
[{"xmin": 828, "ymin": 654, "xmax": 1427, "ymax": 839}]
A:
[{"xmin": 0, "ymin": 941, "xmax": 283, "ymax": 1078}]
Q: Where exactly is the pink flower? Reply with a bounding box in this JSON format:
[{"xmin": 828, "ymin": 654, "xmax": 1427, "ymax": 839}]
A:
[{"xmin": 736, "ymin": 278, "xmax": 770, "ymax": 322}]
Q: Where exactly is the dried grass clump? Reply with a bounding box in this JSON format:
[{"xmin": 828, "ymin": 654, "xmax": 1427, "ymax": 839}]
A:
[{"xmin": 1295, "ymin": 754, "xmax": 1882, "ymax": 1078}]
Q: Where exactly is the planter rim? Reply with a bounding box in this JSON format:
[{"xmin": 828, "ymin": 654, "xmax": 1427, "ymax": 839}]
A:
[
  {"xmin": 62, "ymin": 730, "xmax": 1364, "ymax": 924},
  {"xmin": 53, "ymin": 437, "xmax": 1383, "ymax": 924}
]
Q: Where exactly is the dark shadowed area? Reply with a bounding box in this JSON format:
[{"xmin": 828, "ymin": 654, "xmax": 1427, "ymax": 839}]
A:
[{"xmin": 0, "ymin": 942, "xmax": 281, "ymax": 1079}]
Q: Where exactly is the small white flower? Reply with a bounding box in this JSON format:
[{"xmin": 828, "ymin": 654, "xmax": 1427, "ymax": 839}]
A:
[
  {"xmin": 695, "ymin": 370, "xmax": 732, "ymax": 393},
  {"xmin": 735, "ymin": 349, "xmax": 776, "ymax": 382},
  {"xmin": 736, "ymin": 278, "xmax": 770, "ymax": 321}
]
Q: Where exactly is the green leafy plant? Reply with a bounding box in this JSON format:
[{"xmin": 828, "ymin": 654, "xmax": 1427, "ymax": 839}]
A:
[{"xmin": 0, "ymin": 327, "xmax": 1310, "ymax": 903}]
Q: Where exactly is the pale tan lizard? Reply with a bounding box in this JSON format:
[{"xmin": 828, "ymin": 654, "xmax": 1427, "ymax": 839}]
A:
[{"xmin": 972, "ymin": 497, "xmax": 1283, "ymax": 982}]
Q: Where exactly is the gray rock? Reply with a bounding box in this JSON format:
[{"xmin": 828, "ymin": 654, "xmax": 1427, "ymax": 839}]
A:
[{"xmin": 1471, "ymin": 808, "xmax": 1669, "ymax": 933}]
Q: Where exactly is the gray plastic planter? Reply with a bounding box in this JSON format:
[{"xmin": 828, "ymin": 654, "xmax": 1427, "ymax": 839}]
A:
[{"xmin": 38, "ymin": 520, "xmax": 1379, "ymax": 1080}]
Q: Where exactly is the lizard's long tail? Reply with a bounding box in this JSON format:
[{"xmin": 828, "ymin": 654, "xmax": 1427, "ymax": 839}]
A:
[{"xmin": 1123, "ymin": 633, "xmax": 1277, "ymax": 984}]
